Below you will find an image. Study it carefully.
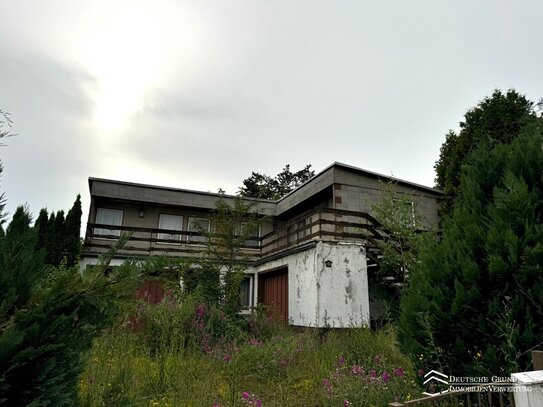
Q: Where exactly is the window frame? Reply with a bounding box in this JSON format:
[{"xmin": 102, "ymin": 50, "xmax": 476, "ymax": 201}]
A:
[
  {"xmin": 240, "ymin": 222, "xmax": 261, "ymax": 248},
  {"xmin": 187, "ymin": 216, "xmax": 211, "ymax": 244},
  {"xmin": 157, "ymin": 214, "xmax": 184, "ymax": 244},
  {"xmin": 93, "ymin": 207, "xmax": 124, "ymax": 239}
]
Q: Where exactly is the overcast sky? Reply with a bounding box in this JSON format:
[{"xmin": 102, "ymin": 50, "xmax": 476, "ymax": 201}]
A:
[{"xmin": 1, "ymin": 0, "xmax": 542, "ymax": 226}]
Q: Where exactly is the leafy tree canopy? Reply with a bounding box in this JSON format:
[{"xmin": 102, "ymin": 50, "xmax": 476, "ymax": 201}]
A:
[
  {"xmin": 239, "ymin": 164, "xmax": 314, "ymax": 200},
  {"xmin": 434, "ymin": 89, "xmax": 537, "ymax": 216}
]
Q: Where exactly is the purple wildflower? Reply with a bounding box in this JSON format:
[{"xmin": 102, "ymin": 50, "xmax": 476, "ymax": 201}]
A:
[{"xmin": 382, "ymin": 371, "xmax": 390, "ymax": 383}]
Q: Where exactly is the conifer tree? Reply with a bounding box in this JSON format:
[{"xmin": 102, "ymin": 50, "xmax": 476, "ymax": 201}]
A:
[
  {"xmin": 64, "ymin": 194, "xmax": 82, "ymax": 266},
  {"xmin": 34, "ymin": 208, "xmax": 49, "ymax": 250},
  {"xmin": 400, "ymin": 120, "xmax": 543, "ymax": 375},
  {"xmin": 434, "ymin": 89, "xmax": 537, "ymax": 216}
]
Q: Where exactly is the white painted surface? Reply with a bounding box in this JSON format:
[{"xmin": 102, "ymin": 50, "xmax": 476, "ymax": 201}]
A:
[
  {"xmin": 251, "ymin": 241, "xmax": 370, "ymax": 327},
  {"xmin": 512, "ymin": 370, "xmax": 543, "ymax": 407},
  {"xmin": 79, "ymin": 256, "xmax": 126, "ymax": 269}
]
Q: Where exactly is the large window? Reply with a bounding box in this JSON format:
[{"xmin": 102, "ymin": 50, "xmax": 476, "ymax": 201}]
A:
[
  {"xmin": 158, "ymin": 214, "xmax": 183, "ymax": 242},
  {"xmin": 94, "ymin": 208, "xmax": 123, "ymax": 237},
  {"xmin": 241, "ymin": 222, "xmax": 260, "ymax": 247},
  {"xmin": 188, "ymin": 217, "xmax": 210, "ymax": 243}
]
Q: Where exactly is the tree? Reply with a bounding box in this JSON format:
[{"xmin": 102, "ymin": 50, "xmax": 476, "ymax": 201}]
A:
[
  {"xmin": 239, "ymin": 164, "xmax": 314, "ymax": 199},
  {"xmin": 370, "ymin": 182, "xmax": 437, "ymax": 322},
  {"xmin": 434, "ymin": 89, "xmax": 537, "ymax": 216},
  {"xmin": 35, "ymin": 197, "xmax": 82, "ymax": 267},
  {"xmin": 400, "ymin": 119, "xmax": 543, "ymax": 376},
  {"xmin": 34, "ymin": 208, "xmax": 49, "ymax": 251},
  {"xmin": 64, "ymin": 194, "xmax": 82, "ymax": 266},
  {"xmin": 180, "ymin": 197, "xmax": 263, "ymax": 316},
  {"xmin": 0, "ymin": 109, "xmax": 16, "ymax": 225},
  {"xmin": 0, "ymin": 111, "xmax": 142, "ymax": 405}
]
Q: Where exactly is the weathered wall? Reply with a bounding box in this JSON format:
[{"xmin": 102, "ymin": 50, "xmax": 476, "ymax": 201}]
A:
[
  {"xmin": 251, "ymin": 241, "xmax": 370, "ymax": 327},
  {"xmin": 333, "ymin": 167, "xmax": 441, "ymax": 229}
]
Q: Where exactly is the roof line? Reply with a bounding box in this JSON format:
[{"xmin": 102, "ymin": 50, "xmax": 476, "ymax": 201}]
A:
[
  {"xmin": 276, "ymin": 162, "xmax": 442, "ymax": 202},
  {"xmin": 88, "ymin": 177, "xmax": 277, "ymax": 204},
  {"xmin": 332, "ymin": 162, "xmax": 443, "ymax": 194}
]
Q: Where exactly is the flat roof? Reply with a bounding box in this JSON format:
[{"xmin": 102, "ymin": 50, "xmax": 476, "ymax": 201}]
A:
[
  {"xmin": 277, "ymin": 161, "xmax": 442, "ymax": 202},
  {"xmin": 88, "ymin": 177, "xmax": 275, "ymax": 204}
]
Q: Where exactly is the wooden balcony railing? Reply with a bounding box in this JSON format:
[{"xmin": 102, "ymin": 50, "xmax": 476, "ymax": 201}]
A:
[{"xmin": 83, "ymin": 207, "xmax": 385, "ymax": 260}]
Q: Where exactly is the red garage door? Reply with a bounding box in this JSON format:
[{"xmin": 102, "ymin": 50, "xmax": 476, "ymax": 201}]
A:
[
  {"xmin": 259, "ymin": 269, "xmax": 289, "ymax": 325},
  {"xmin": 135, "ymin": 280, "xmax": 165, "ymax": 304}
]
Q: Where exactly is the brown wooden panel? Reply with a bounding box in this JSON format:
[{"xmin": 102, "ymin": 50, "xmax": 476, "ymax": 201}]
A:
[
  {"xmin": 135, "ymin": 280, "xmax": 165, "ymax": 305},
  {"xmin": 260, "ymin": 269, "xmax": 288, "ymax": 325}
]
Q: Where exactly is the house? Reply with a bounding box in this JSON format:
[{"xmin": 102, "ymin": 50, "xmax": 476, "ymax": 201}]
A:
[{"xmin": 81, "ymin": 162, "xmax": 442, "ymax": 327}]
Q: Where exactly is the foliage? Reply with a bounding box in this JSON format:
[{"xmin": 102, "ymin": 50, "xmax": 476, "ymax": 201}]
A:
[
  {"xmin": 0, "ymin": 109, "xmax": 16, "ymax": 225},
  {"xmin": 183, "ymin": 197, "xmax": 264, "ymax": 317},
  {"xmin": 239, "ymin": 164, "xmax": 314, "ymax": 200},
  {"xmin": 399, "ymin": 121, "xmax": 543, "ymax": 376},
  {"xmin": 434, "ymin": 89, "xmax": 537, "ymax": 216},
  {"xmin": 0, "ymin": 200, "xmax": 144, "ymax": 406},
  {"xmin": 80, "ymin": 297, "xmax": 418, "ymax": 406},
  {"xmin": 370, "ymin": 182, "xmax": 437, "ymax": 322},
  {"xmin": 34, "ymin": 195, "xmax": 82, "ymax": 266},
  {"xmin": 371, "ymin": 181, "xmax": 436, "ymax": 283}
]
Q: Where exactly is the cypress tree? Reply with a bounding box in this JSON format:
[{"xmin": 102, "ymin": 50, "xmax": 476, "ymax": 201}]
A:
[
  {"xmin": 34, "ymin": 208, "xmax": 49, "ymax": 251},
  {"xmin": 44, "ymin": 212, "xmax": 56, "ymax": 265},
  {"xmin": 400, "ymin": 120, "xmax": 543, "ymax": 375},
  {"xmin": 434, "ymin": 89, "xmax": 537, "ymax": 216},
  {"xmin": 64, "ymin": 195, "xmax": 82, "ymax": 266}
]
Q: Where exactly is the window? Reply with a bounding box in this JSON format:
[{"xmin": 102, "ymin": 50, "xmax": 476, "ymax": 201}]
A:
[
  {"xmin": 94, "ymin": 208, "xmax": 123, "ymax": 237},
  {"xmin": 241, "ymin": 222, "xmax": 260, "ymax": 247},
  {"xmin": 188, "ymin": 217, "xmax": 210, "ymax": 243},
  {"xmin": 239, "ymin": 276, "xmax": 252, "ymax": 309},
  {"xmin": 158, "ymin": 214, "xmax": 183, "ymax": 242}
]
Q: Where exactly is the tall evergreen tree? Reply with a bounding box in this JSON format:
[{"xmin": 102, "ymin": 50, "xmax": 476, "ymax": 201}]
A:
[
  {"xmin": 434, "ymin": 89, "xmax": 536, "ymax": 216},
  {"xmin": 44, "ymin": 212, "xmax": 56, "ymax": 265},
  {"xmin": 400, "ymin": 120, "xmax": 543, "ymax": 376},
  {"xmin": 0, "ymin": 206, "xmax": 42, "ymax": 318},
  {"xmin": 64, "ymin": 195, "xmax": 82, "ymax": 266},
  {"xmin": 34, "ymin": 208, "xmax": 49, "ymax": 250}
]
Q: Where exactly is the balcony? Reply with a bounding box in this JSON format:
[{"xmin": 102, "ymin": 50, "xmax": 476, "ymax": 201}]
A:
[{"xmin": 83, "ymin": 208, "xmax": 384, "ymax": 262}]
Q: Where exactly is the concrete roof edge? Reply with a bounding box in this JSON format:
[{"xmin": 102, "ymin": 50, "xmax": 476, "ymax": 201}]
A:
[
  {"xmin": 87, "ymin": 177, "xmax": 278, "ymax": 205},
  {"xmin": 331, "ymin": 162, "xmax": 443, "ymax": 195}
]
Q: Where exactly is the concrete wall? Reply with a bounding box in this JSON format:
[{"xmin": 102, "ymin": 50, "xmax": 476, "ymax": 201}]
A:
[
  {"xmin": 333, "ymin": 167, "xmax": 441, "ymax": 229},
  {"xmin": 251, "ymin": 241, "xmax": 370, "ymax": 327}
]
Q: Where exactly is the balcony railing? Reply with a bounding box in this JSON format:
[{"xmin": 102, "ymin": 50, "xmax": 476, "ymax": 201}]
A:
[
  {"xmin": 260, "ymin": 207, "xmax": 383, "ymax": 257},
  {"xmin": 83, "ymin": 207, "xmax": 384, "ymax": 260}
]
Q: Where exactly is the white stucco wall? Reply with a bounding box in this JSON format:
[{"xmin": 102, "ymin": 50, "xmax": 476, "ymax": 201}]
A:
[{"xmin": 251, "ymin": 241, "xmax": 370, "ymax": 328}]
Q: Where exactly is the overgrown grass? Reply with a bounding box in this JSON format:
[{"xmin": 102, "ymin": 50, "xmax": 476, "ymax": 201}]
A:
[{"xmin": 79, "ymin": 295, "xmax": 420, "ymax": 406}]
